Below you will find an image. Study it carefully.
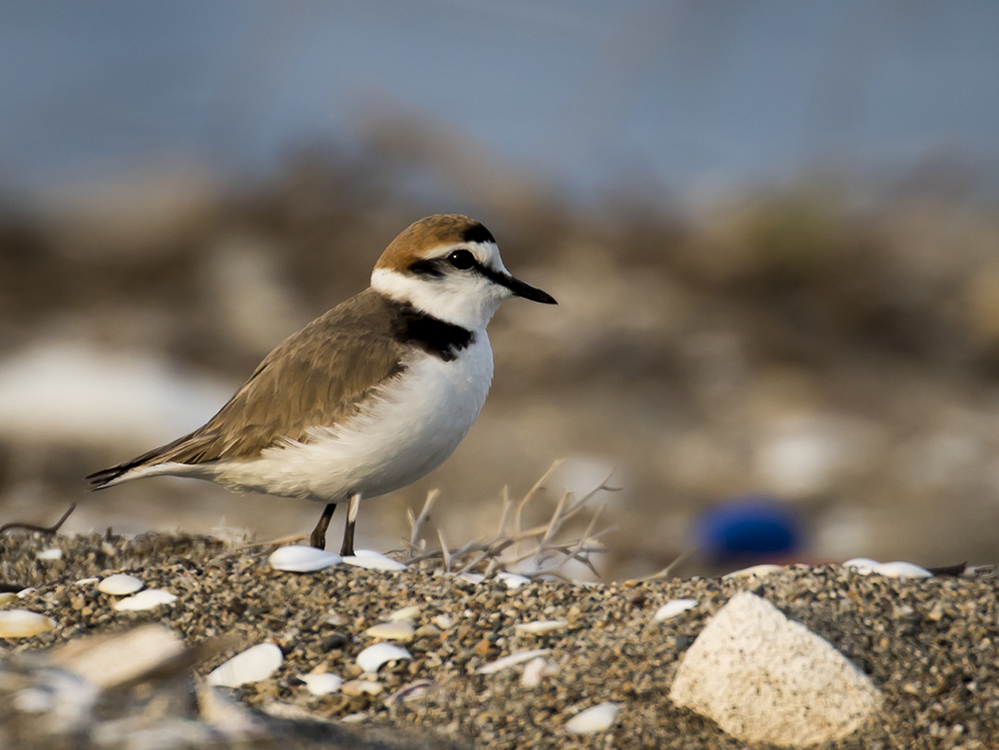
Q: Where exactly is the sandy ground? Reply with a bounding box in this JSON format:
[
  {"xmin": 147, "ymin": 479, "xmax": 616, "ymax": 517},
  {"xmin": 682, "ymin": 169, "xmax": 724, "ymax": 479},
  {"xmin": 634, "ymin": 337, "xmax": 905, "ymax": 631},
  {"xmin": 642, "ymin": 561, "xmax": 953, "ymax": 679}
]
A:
[{"xmin": 1, "ymin": 529, "xmax": 997, "ymax": 749}]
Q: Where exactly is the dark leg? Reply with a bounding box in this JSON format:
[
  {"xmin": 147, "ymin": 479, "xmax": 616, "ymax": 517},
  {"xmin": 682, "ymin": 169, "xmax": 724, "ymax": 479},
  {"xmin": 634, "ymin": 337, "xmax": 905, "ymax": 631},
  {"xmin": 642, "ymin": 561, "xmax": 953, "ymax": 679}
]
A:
[
  {"xmin": 340, "ymin": 494, "xmax": 360, "ymax": 556},
  {"xmin": 310, "ymin": 503, "xmax": 336, "ymax": 549}
]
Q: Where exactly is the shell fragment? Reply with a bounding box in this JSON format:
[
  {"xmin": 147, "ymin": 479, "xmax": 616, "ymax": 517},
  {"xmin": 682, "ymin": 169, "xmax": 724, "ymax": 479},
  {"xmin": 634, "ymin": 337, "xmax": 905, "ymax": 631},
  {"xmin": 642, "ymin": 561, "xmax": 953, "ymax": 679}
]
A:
[
  {"xmin": 356, "ymin": 643, "xmax": 412, "ymax": 673},
  {"xmin": 301, "ymin": 673, "xmax": 343, "ymax": 696},
  {"xmin": 98, "ymin": 574, "xmax": 143, "ymax": 596},
  {"xmin": 365, "ymin": 621, "xmax": 415, "ymax": 642},
  {"xmin": 515, "ymin": 619, "xmax": 568, "ymax": 636},
  {"xmin": 0, "ymin": 609, "xmax": 56, "ymax": 638},
  {"xmin": 477, "ymin": 648, "xmax": 549, "ymax": 675},
  {"xmin": 268, "ymin": 545, "xmax": 341, "ymax": 572},
  {"xmin": 564, "ymin": 702, "xmax": 620, "ymax": 734},
  {"xmin": 342, "ymin": 550, "xmax": 408, "ymax": 571},
  {"xmin": 113, "ymin": 589, "xmax": 177, "ymax": 611},
  {"xmin": 654, "ymin": 598, "xmax": 699, "ymax": 622},
  {"xmin": 207, "ymin": 643, "xmax": 284, "ymax": 688}
]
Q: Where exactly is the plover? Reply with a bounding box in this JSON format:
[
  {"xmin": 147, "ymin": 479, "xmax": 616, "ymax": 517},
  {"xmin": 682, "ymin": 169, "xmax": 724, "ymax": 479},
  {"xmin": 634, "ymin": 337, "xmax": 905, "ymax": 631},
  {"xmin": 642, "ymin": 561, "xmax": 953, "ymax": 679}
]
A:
[{"xmin": 87, "ymin": 214, "xmax": 556, "ymax": 555}]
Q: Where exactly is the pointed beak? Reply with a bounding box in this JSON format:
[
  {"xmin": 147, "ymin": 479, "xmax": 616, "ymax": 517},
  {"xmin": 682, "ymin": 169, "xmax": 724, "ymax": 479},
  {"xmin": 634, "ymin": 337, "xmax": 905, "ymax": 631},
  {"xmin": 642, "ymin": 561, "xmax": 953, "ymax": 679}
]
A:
[{"xmin": 501, "ymin": 274, "xmax": 557, "ymax": 304}]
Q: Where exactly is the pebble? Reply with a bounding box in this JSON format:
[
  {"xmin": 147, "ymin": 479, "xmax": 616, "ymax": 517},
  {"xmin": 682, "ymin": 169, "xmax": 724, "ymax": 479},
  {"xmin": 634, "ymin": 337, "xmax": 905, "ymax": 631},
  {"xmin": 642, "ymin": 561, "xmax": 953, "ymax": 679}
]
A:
[
  {"xmin": 0, "ymin": 609, "xmax": 56, "ymax": 638},
  {"xmin": 207, "ymin": 643, "xmax": 284, "ymax": 688},
  {"xmin": 267, "ymin": 545, "xmax": 341, "ymax": 572},
  {"xmin": 341, "ymin": 550, "xmax": 407, "ymax": 571},
  {"xmin": 564, "ymin": 702, "xmax": 620, "ymax": 734},
  {"xmin": 341, "ymin": 679, "xmax": 383, "ymax": 697},
  {"xmin": 97, "ymin": 574, "xmax": 143, "ymax": 596},
  {"xmin": 356, "ymin": 643, "xmax": 412, "ymax": 673},
  {"xmin": 113, "ymin": 589, "xmax": 177, "ymax": 611},
  {"xmin": 653, "ymin": 598, "xmax": 698, "ymax": 621}
]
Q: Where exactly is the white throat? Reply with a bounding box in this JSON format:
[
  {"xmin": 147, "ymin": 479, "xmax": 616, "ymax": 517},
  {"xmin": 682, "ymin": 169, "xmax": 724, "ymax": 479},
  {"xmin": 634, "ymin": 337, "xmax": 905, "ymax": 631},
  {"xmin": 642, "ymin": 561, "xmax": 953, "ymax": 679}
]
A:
[{"xmin": 370, "ymin": 267, "xmax": 510, "ymax": 330}]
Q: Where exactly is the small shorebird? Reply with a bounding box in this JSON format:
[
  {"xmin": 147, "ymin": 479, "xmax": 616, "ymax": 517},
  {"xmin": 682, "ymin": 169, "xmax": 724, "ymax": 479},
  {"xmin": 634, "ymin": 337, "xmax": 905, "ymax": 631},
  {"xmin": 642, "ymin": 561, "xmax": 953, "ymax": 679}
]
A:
[{"xmin": 87, "ymin": 214, "xmax": 556, "ymax": 555}]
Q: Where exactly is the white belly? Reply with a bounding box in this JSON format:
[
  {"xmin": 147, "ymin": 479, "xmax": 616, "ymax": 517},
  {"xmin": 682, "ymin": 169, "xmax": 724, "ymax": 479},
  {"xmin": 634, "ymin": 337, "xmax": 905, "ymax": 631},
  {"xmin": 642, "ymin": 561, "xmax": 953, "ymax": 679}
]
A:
[{"xmin": 213, "ymin": 333, "xmax": 494, "ymax": 502}]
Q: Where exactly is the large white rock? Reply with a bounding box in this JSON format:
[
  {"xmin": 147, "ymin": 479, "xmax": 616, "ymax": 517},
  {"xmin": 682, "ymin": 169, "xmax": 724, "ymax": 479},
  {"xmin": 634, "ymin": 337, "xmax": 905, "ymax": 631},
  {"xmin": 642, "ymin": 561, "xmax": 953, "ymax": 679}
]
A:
[{"xmin": 670, "ymin": 592, "xmax": 882, "ymax": 747}]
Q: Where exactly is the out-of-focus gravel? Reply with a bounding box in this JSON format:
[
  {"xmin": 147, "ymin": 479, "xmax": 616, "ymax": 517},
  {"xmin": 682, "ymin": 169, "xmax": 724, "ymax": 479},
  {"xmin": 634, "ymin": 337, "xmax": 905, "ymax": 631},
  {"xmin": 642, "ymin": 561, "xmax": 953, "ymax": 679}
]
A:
[{"xmin": 2, "ymin": 531, "xmax": 998, "ymax": 749}]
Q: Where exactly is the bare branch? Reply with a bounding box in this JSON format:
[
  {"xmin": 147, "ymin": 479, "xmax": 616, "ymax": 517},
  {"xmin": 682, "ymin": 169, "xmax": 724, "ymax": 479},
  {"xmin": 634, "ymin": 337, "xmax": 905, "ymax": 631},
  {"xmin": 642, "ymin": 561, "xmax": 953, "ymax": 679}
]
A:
[{"xmin": 0, "ymin": 503, "xmax": 76, "ymax": 537}]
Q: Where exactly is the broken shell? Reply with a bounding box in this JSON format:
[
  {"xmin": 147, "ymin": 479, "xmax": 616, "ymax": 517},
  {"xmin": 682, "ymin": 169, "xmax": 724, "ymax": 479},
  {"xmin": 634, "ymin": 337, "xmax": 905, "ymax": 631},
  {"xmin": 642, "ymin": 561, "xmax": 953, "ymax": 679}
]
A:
[
  {"xmin": 98, "ymin": 574, "xmax": 143, "ymax": 596},
  {"xmin": 268, "ymin": 545, "xmax": 341, "ymax": 572},
  {"xmin": 431, "ymin": 614, "xmax": 454, "ymax": 630},
  {"xmin": 386, "ymin": 679, "xmax": 438, "ymax": 705},
  {"xmin": 16, "ymin": 588, "xmax": 35, "ymax": 598},
  {"xmin": 515, "ymin": 619, "xmax": 568, "ymax": 636},
  {"xmin": 564, "ymin": 702, "xmax": 620, "ymax": 734},
  {"xmin": 301, "ymin": 673, "xmax": 343, "ymax": 696},
  {"xmin": 458, "ymin": 573, "xmax": 485, "ymax": 584},
  {"xmin": 415, "ymin": 624, "xmax": 441, "ymax": 638},
  {"xmin": 0, "ymin": 592, "xmax": 17, "ymax": 606},
  {"xmin": 385, "ymin": 605, "xmax": 420, "ymax": 622},
  {"xmin": 75, "ymin": 577, "xmax": 100, "ymax": 586},
  {"xmin": 113, "ymin": 589, "xmax": 177, "ymax": 611},
  {"xmin": 872, "ymin": 561, "xmax": 933, "ymax": 579},
  {"xmin": 356, "ymin": 643, "xmax": 412, "ymax": 673},
  {"xmin": 36, "ymin": 548, "xmax": 63, "ymax": 561},
  {"xmin": 477, "ymin": 648, "xmax": 549, "ymax": 675},
  {"xmin": 365, "ymin": 621, "xmax": 415, "ymax": 642},
  {"xmin": 342, "ymin": 550, "xmax": 408, "ymax": 571},
  {"xmin": 722, "ymin": 564, "xmax": 784, "ymax": 580},
  {"xmin": 521, "ymin": 656, "xmax": 559, "ymax": 687},
  {"xmin": 654, "ymin": 598, "xmax": 698, "ymax": 622},
  {"xmin": 207, "ymin": 643, "xmax": 283, "ymax": 688},
  {"xmin": 496, "ymin": 572, "xmax": 531, "ymax": 590},
  {"xmin": 0, "ymin": 609, "xmax": 56, "ymax": 638},
  {"xmin": 341, "ymin": 679, "xmax": 383, "ymax": 696},
  {"xmin": 843, "ymin": 557, "xmax": 880, "ymax": 573}
]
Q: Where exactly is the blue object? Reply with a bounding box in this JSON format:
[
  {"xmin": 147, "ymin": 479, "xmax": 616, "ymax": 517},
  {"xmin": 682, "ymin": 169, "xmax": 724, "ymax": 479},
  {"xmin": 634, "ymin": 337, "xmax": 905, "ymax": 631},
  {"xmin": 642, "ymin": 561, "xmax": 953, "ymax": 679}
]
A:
[{"xmin": 694, "ymin": 496, "xmax": 802, "ymax": 560}]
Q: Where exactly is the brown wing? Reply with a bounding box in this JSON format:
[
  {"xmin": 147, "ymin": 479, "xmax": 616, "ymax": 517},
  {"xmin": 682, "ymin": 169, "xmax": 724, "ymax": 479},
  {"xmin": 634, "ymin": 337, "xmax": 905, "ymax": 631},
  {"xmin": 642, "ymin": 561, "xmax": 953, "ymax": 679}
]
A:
[{"xmin": 88, "ymin": 290, "xmax": 407, "ymax": 485}]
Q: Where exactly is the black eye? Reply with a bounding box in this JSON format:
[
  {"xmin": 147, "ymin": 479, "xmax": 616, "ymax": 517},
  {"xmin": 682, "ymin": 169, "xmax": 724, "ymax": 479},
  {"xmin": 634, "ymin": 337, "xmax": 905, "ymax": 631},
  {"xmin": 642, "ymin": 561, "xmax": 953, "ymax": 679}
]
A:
[{"xmin": 447, "ymin": 249, "xmax": 476, "ymax": 270}]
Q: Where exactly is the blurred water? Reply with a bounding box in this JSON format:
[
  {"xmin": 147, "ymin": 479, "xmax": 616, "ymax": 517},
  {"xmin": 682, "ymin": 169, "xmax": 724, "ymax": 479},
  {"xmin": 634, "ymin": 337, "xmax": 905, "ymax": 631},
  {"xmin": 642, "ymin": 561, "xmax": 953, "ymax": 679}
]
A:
[{"xmin": 1, "ymin": 1, "xmax": 998, "ymax": 199}]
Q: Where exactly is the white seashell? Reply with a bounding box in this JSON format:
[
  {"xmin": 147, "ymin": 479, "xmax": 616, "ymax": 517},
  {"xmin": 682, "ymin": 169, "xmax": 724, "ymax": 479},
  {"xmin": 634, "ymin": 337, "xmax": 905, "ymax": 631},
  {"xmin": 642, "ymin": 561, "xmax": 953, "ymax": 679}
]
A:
[
  {"xmin": 386, "ymin": 679, "xmax": 437, "ymax": 705},
  {"xmin": 113, "ymin": 589, "xmax": 177, "ymax": 611},
  {"xmin": 75, "ymin": 577, "xmax": 100, "ymax": 586},
  {"xmin": 654, "ymin": 598, "xmax": 699, "ymax": 622},
  {"xmin": 341, "ymin": 711, "xmax": 369, "ymax": 721},
  {"xmin": 207, "ymin": 643, "xmax": 283, "ymax": 687},
  {"xmin": 521, "ymin": 656, "xmax": 559, "ymax": 687},
  {"xmin": 872, "ymin": 561, "xmax": 933, "ymax": 579},
  {"xmin": 0, "ymin": 592, "xmax": 17, "ymax": 605},
  {"xmin": 268, "ymin": 545, "xmax": 341, "ymax": 572},
  {"xmin": 16, "ymin": 588, "xmax": 36, "ymax": 598},
  {"xmin": 36, "ymin": 548, "xmax": 63, "ymax": 561},
  {"xmin": 431, "ymin": 614, "xmax": 454, "ymax": 630},
  {"xmin": 722, "ymin": 564, "xmax": 784, "ymax": 580},
  {"xmin": 365, "ymin": 621, "xmax": 414, "ymax": 642},
  {"xmin": 301, "ymin": 673, "xmax": 343, "ymax": 696},
  {"xmin": 564, "ymin": 702, "xmax": 620, "ymax": 734},
  {"xmin": 342, "ymin": 550, "xmax": 407, "ymax": 571},
  {"xmin": 459, "ymin": 573, "xmax": 485, "ymax": 584},
  {"xmin": 0, "ymin": 609, "xmax": 56, "ymax": 638},
  {"xmin": 496, "ymin": 572, "xmax": 531, "ymax": 590},
  {"xmin": 515, "ymin": 619, "xmax": 568, "ymax": 636},
  {"xmin": 843, "ymin": 557, "xmax": 880, "ymax": 573},
  {"xmin": 341, "ymin": 679, "xmax": 383, "ymax": 696},
  {"xmin": 477, "ymin": 648, "xmax": 549, "ymax": 675},
  {"xmin": 98, "ymin": 574, "xmax": 143, "ymax": 596},
  {"xmin": 385, "ymin": 605, "xmax": 420, "ymax": 622},
  {"xmin": 356, "ymin": 643, "xmax": 412, "ymax": 673}
]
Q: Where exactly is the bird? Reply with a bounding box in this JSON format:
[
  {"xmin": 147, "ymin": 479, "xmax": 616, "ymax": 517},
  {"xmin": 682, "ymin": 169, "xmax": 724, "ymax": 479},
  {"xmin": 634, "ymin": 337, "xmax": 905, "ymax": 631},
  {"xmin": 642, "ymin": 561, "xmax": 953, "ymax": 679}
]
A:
[{"xmin": 86, "ymin": 214, "xmax": 556, "ymax": 556}]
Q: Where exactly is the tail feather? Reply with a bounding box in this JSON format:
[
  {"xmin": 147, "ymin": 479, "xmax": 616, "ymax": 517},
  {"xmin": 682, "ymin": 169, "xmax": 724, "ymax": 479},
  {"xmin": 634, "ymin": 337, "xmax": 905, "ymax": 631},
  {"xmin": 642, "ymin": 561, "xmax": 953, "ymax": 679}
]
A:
[{"xmin": 85, "ymin": 430, "xmax": 212, "ymax": 490}]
